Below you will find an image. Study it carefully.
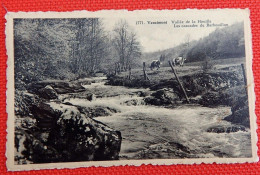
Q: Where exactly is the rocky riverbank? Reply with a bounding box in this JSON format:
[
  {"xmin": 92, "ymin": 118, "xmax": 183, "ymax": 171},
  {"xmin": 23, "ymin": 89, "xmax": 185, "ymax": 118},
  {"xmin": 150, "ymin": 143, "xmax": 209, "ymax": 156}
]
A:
[
  {"xmin": 15, "ymin": 78, "xmax": 122, "ymax": 164},
  {"xmin": 14, "ymin": 71, "xmax": 251, "ymax": 163},
  {"xmin": 106, "ymin": 71, "xmax": 250, "ymax": 128}
]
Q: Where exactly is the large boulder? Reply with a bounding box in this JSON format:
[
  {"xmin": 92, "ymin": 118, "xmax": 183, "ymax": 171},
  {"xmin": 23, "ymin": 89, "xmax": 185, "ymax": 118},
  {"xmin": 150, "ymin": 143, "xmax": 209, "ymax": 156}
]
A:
[
  {"xmin": 145, "ymin": 88, "xmax": 179, "ymax": 106},
  {"xmin": 224, "ymin": 95, "xmax": 250, "ymax": 128},
  {"xmin": 30, "ymin": 102, "xmax": 62, "ymax": 129},
  {"xmin": 15, "ymin": 129, "xmax": 61, "ymax": 164},
  {"xmin": 48, "ymin": 103, "xmax": 122, "ymax": 161},
  {"xmin": 38, "ymin": 85, "xmax": 58, "ymax": 99},
  {"xmin": 27, "ymin": 80, "xmax": 86, "ymax": 94},
  {"xmin": 16, "ymin": 101, "xmax": 122, "ymax": 163}
]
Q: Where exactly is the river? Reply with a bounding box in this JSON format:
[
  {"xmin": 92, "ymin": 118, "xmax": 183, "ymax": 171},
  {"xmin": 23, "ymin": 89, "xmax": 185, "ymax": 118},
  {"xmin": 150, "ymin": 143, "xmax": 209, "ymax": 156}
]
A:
[{"xmin": 65, "ymin": 77, "xmax": 252, "ymax": 160}]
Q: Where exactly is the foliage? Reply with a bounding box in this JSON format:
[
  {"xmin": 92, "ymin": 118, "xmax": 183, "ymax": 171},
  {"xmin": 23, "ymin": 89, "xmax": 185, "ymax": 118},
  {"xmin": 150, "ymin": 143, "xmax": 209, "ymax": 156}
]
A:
[
  {"xmin": 70, "ymin": 18, "xmax": 108, "ymax": 74},
  {"xmin": 14, "ymin": 19, "xmax": 75, "ymax": 88},
  {"xmin": 14, "ymin": 18, "xmax": 142, "ymax": 89},
  {"xmin": 112, "ymin": 20, "xmax": 142, "ymax": 71}
]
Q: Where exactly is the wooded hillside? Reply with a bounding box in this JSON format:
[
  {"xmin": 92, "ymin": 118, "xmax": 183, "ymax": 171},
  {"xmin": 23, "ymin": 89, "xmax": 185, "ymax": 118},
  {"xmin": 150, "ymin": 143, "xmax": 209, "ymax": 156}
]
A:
[
  {"xmin": 142, "ymin": 22, "xmax": 245, "ymax": 64},
  {"xmin": 14, "ymin": 19, "xmax": 244, "ymax": 89}
]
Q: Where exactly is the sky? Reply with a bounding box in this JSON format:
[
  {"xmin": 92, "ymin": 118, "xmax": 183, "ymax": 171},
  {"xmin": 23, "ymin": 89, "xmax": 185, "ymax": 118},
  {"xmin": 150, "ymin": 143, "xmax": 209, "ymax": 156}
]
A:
[{"xmin": 101, "ymin": 10, "xmax": 246, "ymax": 53}]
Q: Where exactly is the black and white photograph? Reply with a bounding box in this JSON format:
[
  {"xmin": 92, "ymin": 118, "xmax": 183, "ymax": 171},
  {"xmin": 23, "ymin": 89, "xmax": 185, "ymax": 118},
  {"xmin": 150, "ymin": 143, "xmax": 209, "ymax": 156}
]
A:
[{"xmin": 5, "ymin": 9, "xmax": 258, "ymax": 171}]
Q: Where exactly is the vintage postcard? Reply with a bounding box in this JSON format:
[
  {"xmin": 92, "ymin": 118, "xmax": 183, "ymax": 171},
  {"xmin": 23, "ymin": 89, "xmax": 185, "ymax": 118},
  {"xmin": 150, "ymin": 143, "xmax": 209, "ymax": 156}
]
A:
[{"xmin": 5, "ymin": 9, "xmax": 258, "ymax": 171}]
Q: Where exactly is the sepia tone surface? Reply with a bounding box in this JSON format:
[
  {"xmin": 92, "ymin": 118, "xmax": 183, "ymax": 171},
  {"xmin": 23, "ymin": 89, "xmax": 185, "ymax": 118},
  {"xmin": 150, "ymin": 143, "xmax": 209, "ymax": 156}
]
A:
[{"xmin": 5, "ymin": 9, "xmax": 258, "ymax": 171}]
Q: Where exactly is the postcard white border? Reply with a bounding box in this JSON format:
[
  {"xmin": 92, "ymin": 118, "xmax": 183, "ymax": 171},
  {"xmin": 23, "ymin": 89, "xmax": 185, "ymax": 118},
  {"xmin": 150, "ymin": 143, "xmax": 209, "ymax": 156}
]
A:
[{"xmin": 5, "ymin": 9, "xmax": 258, "ymax": 171}]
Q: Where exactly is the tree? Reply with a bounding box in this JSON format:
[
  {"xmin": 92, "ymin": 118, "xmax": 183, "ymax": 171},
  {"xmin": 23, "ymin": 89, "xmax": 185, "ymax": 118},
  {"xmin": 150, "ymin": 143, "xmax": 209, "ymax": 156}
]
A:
[
  {"xmin": 184, "ymin": 34, "xmax": 191, "ymax": 48},
  {"xmin": 14, "ymin": 18, "xmax": 108, "ymax": 88},
  {"xmin": 186, "ymin": 22, "xmax": 245, "ymax": 62},
  {"xmin": 70, "ymin": 18, "xmax": 108, "ymax": 74},
  {"xmin": 112, "ymin": 20, "xmax": 141, "ymax": 71},
  {"xmin": 159, "ymin": 54, "xmax": 166, "ymax": 62},
  {"xmin": 14, "ymin": 19, "xmax": 74, "ymax": 87}
]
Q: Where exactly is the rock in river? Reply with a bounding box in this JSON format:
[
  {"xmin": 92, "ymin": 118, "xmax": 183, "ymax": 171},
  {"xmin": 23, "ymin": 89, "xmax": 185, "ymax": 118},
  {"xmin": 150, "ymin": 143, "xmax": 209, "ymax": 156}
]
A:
[
  {"xmin": 30, "ymin": 102, "xmax": 61, "ymax": 129},
  {"xmin": 38, "ymin": 85, "xmax": 58, "ymax": 99},
  {"xmin": 15, "ymin": 101, "xmax": 122, "ymax": 163},
  {"xmin": 144, "ymin": 88, "xmax": 179, "ymax": 106},
  {"xmin": 207, "ymin": 125, "xmax": 246, "ymax": 133},
  {"xmin": 48, "ymin": 102, "xmax": 122, "ymax": 161},
  {"xmin": 224, "ymin": 95, "xmax": 250, "ymax": 128},
  {"xmin": 27, "ymin": 80, "xmax": 86, "ymax": 94}
]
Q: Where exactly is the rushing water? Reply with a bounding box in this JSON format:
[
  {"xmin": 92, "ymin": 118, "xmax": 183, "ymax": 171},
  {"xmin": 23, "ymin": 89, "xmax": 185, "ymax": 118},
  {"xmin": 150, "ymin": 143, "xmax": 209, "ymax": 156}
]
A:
[{"xmin": 66, "ymin": 77, "xmax": 252, "ymax": 160}]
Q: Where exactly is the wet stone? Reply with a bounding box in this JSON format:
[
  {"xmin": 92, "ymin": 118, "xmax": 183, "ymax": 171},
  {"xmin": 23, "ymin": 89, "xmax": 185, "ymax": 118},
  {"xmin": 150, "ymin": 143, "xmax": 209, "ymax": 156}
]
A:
[
  {"xmin": 207, "ymin": 125, "xmax": 246, "ymax": 133},
  {"xmin": 38, "ymin": 85, "xmax": 58, "ymax": 100},
  {"xmin": 124, "ymin": 99, "xmax": 146, "ymax": 106},
  {"xmin": 145, "ymin": 88, "xmax": 179, "ymax": 106}
]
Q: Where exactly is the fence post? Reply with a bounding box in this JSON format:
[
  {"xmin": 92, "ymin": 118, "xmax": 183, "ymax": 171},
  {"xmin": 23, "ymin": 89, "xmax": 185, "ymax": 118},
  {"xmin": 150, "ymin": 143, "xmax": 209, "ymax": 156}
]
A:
[
  {"xmin": 168, "ymin": 61, "xmax": 190, "ymax": 103},
  {"xmin": 143, "ymin": 62, "xmax": 150, "ymax": 81}
]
